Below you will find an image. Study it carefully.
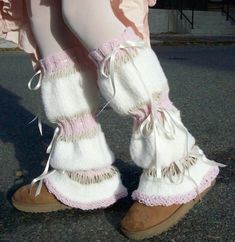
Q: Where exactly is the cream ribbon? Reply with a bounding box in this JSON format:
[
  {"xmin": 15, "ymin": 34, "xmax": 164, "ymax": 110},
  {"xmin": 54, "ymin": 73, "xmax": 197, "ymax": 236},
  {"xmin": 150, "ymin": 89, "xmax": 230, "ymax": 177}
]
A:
[
  {"xmin": 27, "ymin": 70, "xmax": 61, "ymax": 196},
  {"xmin": 30, "ymin": 127, "xmax": 60, "ymax": 196},
  {"xmin": 27, "ymin": 70, "xmax": 43, "ymax": 136},
  {"xmin": 195, "ymin": 146, "xmax": 226, "ymax": 168}
]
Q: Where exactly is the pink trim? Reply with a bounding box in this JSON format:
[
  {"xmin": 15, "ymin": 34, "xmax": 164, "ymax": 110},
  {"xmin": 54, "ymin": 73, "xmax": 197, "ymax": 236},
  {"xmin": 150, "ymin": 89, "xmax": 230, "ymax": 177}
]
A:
[
  {"xmin": 57, "ymin": 113, "xmax": 98, "ymax": 140},
  {"xmin": 132, "ymin": 166, "xmax": 219, "ymax": 206},
  {"xmin": 88, "ymin": 27, "xmax": 140, "ymax": 64},
  {"xmin": 133, "ymin": 90, "xmax": 175, "ymax": 125},
  {"xmin": 39, "ymin": 47, "xmax": 78, "ymax": 73},
  {"xmin": 39, "ymin": 46, "xmax": 89, "ymax": 74},
  {"xmin": 132, "ymin": 105, "xmax": 151, "ymax": 125},
  {"xmin": 156, "ymin": 91, "xmax": 174, "ymax": 110},
  {"xmin": 44, "ymin": 179, "xmax": 128, "ymax": 210}
]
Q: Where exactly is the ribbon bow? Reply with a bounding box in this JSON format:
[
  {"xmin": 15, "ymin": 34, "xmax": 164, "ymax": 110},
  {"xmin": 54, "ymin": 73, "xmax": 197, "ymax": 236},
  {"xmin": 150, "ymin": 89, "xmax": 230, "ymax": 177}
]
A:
[
  {"xmin": 27, "ymin": 70, "xmax": 43, "ymax": 136},
  {"xmin": 30, "ymin": 127, "xmax": 60, "ymax": 196},
  {"xmin": 96, "ymin": 40, "xmax": 146, "ymax": 117}
]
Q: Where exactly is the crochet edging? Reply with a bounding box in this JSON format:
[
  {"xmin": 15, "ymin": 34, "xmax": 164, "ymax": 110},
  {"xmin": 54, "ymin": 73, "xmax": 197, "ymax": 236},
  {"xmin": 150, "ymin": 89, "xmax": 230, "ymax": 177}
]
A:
[
  {"xmin": 132, "ymin": 166, "xmax": 219, "ymax": 206},
  {"xmin": 44, "ymin": 179, "xmax": 128, "ymax": 210}
]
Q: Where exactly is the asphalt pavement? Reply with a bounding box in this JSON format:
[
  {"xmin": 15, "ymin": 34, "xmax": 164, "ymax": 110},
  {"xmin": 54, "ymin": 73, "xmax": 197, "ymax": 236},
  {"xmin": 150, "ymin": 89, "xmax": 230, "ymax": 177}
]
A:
[{"xmin": 0, "ymin": 45, "xmax": 234, "ymax": 242}]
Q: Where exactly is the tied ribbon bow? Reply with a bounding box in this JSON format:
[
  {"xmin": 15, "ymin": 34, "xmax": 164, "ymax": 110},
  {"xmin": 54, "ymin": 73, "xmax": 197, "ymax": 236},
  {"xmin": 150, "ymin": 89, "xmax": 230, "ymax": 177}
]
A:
[
  {"xmin": 30, "ymin": 127, "xmax": 60, "ymax": 196},
  {"xmin": 137, "ymin": 106, "xmax": 190, "ymax": 179},
  {"xmin": 27, "ymin": 70, "xmax": 43, "ymax": 136}
]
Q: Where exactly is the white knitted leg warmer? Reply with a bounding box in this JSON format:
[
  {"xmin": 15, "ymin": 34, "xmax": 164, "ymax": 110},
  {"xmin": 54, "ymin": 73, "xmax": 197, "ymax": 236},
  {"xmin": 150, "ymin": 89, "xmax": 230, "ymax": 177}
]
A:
[
  {"xmin": 89, "ymin": 27, "xmax": 224, "ymax": 206},
  {"xmin": 29, "ymin": 47, "xmax": 127, "ymax": 210}
]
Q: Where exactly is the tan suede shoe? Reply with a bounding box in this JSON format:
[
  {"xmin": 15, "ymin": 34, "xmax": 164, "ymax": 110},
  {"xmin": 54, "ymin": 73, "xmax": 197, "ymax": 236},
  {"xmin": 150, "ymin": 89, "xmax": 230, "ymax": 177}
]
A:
[
  {"xmin": 121, "ymin": 180, "xmax": 216, "ymax": 240},
  {"xmin": 11, "ymin": 183, "xmax": 71, "ymax": 213}
]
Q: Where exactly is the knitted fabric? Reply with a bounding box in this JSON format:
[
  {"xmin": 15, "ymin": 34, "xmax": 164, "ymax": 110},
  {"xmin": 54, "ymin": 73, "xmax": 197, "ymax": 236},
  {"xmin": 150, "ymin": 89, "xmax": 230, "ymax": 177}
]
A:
[
  {"xmin": 30, "ymin": 47, "xmax": 127, "ymax": 209},
  {"xmin": 88, "ymin": 27, "xmax": 222, "ymax": 206}
]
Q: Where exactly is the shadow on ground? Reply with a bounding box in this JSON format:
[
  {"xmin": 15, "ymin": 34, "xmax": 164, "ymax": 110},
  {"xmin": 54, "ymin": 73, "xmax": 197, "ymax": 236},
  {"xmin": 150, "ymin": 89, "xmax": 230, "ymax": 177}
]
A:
[{"xmin": 0, "ymin": 86, "xmax": 53, "ymax": 202}]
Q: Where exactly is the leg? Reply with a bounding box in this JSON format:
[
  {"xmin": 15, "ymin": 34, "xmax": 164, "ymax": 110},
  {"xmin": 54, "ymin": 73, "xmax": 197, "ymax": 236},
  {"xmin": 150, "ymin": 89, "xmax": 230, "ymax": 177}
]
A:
[
  {"xmin": 61, "ymin": 1, "xmax": 223, "ymax": 238},
  {"xmin": 25, "ymin": 0, "xmax": 78, "ymax": 57},
  {"xmin": 12, "ymin": 0, "xmax": 127, "ymax": 212},
  {"xmin": 61, "ymin": 0, "xmax": 126, "ymax": 50}
]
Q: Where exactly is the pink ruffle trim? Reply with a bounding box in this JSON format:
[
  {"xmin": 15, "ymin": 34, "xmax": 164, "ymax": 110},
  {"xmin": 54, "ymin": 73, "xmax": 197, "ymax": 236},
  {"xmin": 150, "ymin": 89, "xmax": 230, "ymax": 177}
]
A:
[
  {"xmin": 44, "ymin": 179, "xmax": 128, "ymax": 210},
  {"xmin": 132, "ymin": 166, "xmax": 219, "ymax": 206},
  {"xmin": 88, "ymin": 26, "xmax": 140, "ymax": 64}
]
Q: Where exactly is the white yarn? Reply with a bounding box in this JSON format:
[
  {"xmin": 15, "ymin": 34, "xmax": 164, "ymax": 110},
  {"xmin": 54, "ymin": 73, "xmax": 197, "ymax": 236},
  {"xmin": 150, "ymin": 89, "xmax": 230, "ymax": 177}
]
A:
[{"xmin": 41, "ymin": 68, "xmax": 98, "ymax": 122}]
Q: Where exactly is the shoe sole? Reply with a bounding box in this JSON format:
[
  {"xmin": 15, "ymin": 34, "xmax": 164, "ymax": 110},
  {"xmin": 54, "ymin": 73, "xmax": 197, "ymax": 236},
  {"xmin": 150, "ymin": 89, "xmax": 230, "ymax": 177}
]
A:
[
  {"xmin": 11, "ymin": 198, "xmax": 72, "ymax": 213},
  {"xmin": 121, "ymin": 180, "xmax": 216, "ymax": 240}
]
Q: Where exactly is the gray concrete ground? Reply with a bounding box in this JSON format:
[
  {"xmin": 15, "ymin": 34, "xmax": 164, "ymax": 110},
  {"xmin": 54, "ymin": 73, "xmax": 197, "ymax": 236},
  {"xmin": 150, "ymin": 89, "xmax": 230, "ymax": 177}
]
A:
[{"xmin": 0, "ymin": 45, "xmax": 234, "ymax": 242}]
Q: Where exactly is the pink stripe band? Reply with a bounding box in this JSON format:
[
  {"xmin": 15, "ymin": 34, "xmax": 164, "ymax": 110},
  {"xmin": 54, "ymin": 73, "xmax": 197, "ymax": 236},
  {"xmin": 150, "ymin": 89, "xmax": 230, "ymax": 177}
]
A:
[
  {"xmin": 44, "ymin": 179, "xmax": 128, "ymax": 210},
  {"xmin": 133, "ymin": 91, "xmax": 174, "ymax": 125},
  {"xmin": 132, "ymin": 166, "xmax": 219, "ymax": 206},
  {"xmin": 39, "ymin": 46, "xmax": 90, "ymax": 74},
  {"xmin": 88, "ymin": 27, "xmax": 140, "ymax": 64},
  {"xmin": 57, "ymin": 113, "xmax": 98, "ymax": 140}
]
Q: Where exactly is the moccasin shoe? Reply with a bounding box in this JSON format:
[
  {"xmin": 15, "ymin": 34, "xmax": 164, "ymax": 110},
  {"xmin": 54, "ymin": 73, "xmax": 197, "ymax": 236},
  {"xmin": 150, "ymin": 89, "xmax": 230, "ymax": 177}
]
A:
[
  {"xmin": 121, "ymin": 180, "xmax": 216, "ymax": 240},
  {"xmin": 11, "ymin": 183, "xmax": 71, "ymax": 213}
]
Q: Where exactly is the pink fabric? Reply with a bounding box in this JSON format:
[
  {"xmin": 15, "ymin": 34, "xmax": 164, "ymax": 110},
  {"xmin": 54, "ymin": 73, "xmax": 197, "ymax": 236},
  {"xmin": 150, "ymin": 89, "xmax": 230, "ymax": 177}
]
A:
[
  {"xmin": 40, "ymin": 47, "xmax": 77, "ymax": 74},
  {"xmin": 0, "ymin": 0, "xmax": 38, "ymax": 66},
  {"xmin": 88, "ymin": 26, "xmax": 140, "ymax": 63},
  {"xmin": 112, "ymin": 0, "xmax": 156, "ymax": 46},
  {"xmin": 0, "ymin": 0, "xmax": 155, "ymax": 68},
  {"xmin": 44, "ymin": 178, "xmax": 128, "ymax": 210},
  {"xmin": 57, "ymin": 113, "xmax": 98, "ymax": 140},
  {"xmin": 39, "ymin": 46, "xmax": 87, "ymax": 74},
  {"xmin": 133, "ymin": 91, "xmax": 174, "ymax": 125},
  {"xmin": 132, "ymin": 166, "xmax": 219, "ymax": 206},
  {"xmin": 132, "ymin": 105, "xmax": 152, "ymax": 125},
  {"xmin": 156, "ymin": 90, "xmax": 174, "ymax": 109}
]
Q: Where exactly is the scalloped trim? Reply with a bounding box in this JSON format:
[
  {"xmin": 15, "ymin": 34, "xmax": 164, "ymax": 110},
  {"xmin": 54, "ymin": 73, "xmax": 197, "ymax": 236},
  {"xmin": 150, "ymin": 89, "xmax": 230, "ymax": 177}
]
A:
[
  {"xmin": 132, "ymin": 166, "xmax": 219, "ymax": 206},
  {"xmin": 44, "ymin": 179, "xmax": 128, "ymax": 210}
]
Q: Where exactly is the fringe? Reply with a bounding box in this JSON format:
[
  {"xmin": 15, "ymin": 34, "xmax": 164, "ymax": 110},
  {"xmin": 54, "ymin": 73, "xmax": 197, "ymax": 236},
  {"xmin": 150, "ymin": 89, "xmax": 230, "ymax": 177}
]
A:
[
  {"xmin": 65, "ymin": 166, "xmax": 119, "ymax": 185},
  {"xmin": 143, "ymin": 149, "xmax": 198, "ymax": 179}
]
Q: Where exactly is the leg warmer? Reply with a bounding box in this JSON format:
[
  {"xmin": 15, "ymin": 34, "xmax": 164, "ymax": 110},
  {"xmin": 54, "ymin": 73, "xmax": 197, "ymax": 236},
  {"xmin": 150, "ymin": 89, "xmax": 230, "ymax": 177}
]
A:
[
  {"xmin": 30, "ymin": 47, "xmax": 127, "ymax": 210},
  {"xmin": 89, "ymin": 27, "xmax": 224, "ymax": 206}
]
